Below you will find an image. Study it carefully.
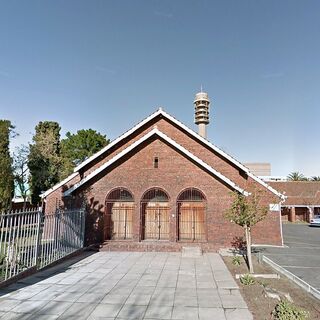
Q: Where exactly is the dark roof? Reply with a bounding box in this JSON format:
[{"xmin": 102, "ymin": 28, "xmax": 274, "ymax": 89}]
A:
[{"xmin": 268, "ymin": 181, "xmax": 320, "ymax": 206}]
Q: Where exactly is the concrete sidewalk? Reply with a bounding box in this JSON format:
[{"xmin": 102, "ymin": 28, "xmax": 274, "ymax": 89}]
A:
[{"xmin": 0, "ymin": 252, "xmax": 252, "ymax": 320}]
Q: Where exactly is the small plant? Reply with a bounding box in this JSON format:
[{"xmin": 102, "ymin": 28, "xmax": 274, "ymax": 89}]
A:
[
  {"xmin": 272, "ymin": 300, "xmax": 309, "ymax": 320},
  {"xmin": 232, "ymin": 256, "xmax": 242, "ymax": 266},
  {"xmin": 240, "ymin": 274, "xmax": 255, "ymax": 286},
  {"xmin": 257, "ymin": 279, "xmax": 268, "ymax": 288}
]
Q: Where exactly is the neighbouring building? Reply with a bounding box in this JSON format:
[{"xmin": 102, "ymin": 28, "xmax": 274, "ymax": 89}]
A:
[
  {"xmin": 244, "ymin": 163, "xmax": 271, "ymax": 177},
  {"xmin": 268, "ymin": 181, "xmax": 320, "ymax": 222},
  {"xmin": 41, "ymin": 92, "xmax": 285, "ymax": 251}
]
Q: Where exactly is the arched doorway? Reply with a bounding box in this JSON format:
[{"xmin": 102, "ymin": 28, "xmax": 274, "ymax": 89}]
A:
[
  {"xmin": 177, "ymin": 188, "xmax": 206, "ymax": 241},
  {"xmin": 105, "ymin": 188, "xmax": 134, "ymax": 240},
  {"xmin": 141, "ymin": 188, "xmax": 170, "ymax": 240}
]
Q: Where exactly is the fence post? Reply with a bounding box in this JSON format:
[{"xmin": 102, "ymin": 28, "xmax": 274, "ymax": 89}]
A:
[
  {"xmin": 35, "ymin": 210, "xmax": 43, "ymax": 269},
  {"xmin": 81, "ymin": 209, "xmax": 86, "ymax": 247}
]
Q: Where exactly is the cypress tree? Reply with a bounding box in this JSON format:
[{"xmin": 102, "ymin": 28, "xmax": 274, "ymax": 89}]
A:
[
  {"xmin": 0, "ymin": 120, "xmax": 14, "ymax": 211},
  {"xmin": 28, "ymin": 121, "xmax": 61, "ymax": 204}
]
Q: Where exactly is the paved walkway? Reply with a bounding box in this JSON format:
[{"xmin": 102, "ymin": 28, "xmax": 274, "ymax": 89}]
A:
[{"xmin": 0, "ymin": 252, "xmax": 252, "ymax": 320}]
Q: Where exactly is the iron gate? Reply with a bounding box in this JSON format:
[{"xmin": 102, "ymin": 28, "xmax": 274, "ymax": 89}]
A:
[
  {"xmin": 177, "ymin": 188, "xmax": 206, "ymax": 241},
  {"xmin": 141, "ymin": 188, "xmax": 170, "ymax": 240},
  {"xmin": 105, "ymin": 188, "xmax": 134, "ymax": 240}
]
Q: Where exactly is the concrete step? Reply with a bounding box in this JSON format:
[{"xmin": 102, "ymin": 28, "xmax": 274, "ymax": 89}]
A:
[{"xmin": 182, "ymin": 246, "xmax": 202, "ymax": 257}]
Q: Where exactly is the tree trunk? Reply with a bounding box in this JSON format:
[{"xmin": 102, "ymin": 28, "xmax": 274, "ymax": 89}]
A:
[
  {"xmin": 245, "ymin": 226, "xmax": 254, "ymax": 273},
  {"xmin": 23, "ymin": 199, "xmax": 26, "ymax": 211}
]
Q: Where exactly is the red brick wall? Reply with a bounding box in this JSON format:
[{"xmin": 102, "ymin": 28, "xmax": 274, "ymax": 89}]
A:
[
  {"xmin": 44, "ymin": 116, "xmax": 282, "ymax": 248},
  {"xmin": 79, "ymin": 117, "xmax": 253, "ymax": 189}
]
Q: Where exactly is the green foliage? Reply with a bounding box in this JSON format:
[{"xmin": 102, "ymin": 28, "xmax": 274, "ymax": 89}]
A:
[
  {"xmin": 28, "ymin": 121, "xmax": 61, "ymax": 204},
  {"xmin": 240, "ymin": 274, "xmax": 255, "ymax": 285},
  {"xmin": 13, "ymin": 145, "xmax": 30, "ymax": 205},
  {"xmin": 0, "ymin": 120, "xmax": 14, "ymax": 211},
  {"xmin": 287, "ymin": 172, "xmax": 308, "ymax": 181},
  {"xmin": 272, "ymin": 300, "xmax": 309, "ymax": 320},
  {"xmin": 225, "ymin": 191, "xmax": 268, "ymax": 228},
  {"xmin": 257, "ymin": 279, "xmax": 269, "ymax": 288},
  {"xmin": 60, "ymin": 129, "xmax": 109, "ymax": 179},
  {"xmin": 310, "ymin": 176, "xmax": 320, "ymax": 181},
  {"xmin": 226, "ymin": 191, "xmax": 268, "ymax": 273},
  {"xmin": 232, "ymin": 256, "xmax": 242, "ymax": 266}
]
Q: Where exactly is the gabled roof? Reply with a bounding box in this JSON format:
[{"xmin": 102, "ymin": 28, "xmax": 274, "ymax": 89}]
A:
[
  {"xmin": 74, "ymin": 108, "xmax": 284, "ymax": 199},
  {"xmin": 269, "ymin": 181, "xmax": 320, "ymax": 206},
  {"xmin": 42, "ymin": 108, "xmax": 284, "ymax": 199},
  {"xmin": 40, "ymin": 172, "xmax": 78, "ymax": 198},
  {"xmin": 64, "ymin": 128, "xmax": 250, "ymax": 197}
]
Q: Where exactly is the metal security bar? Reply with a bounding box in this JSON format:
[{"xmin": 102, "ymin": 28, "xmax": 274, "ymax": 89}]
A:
[
  {"xmin": 105, "ymin": 188, "xmax": 134, "ymax": 240},
  {"xmin": 0, "ymin": 209, "xmax": 85, "ymax": 283},
  {"xmin": 177, "ymin": 188, "xmax": 206, "ymax": 241},
  {"xmin": 141, "ymin": 188, "xmax": 170, "ymax": 241},
  {"xmin": 0, "ymin": 210, "xmax": 40, "ymax": 282},
  {"xmin": 39, "ymin": 210, "xmax": 85, "ymax": 268},
  {"xmin": 142, "ymin": 204, "xmax": 170, "ymax": 240}
]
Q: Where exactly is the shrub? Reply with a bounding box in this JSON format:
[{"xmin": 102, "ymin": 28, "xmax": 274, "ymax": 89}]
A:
[
  {"xmin": 272, "ymin": 300, "xmax": 309, "ymax": 320},
  {"xmin": 240, "ymin": 274, "xmax": 255, "ymax": 286},
  {"xmin": 232, "ymin": 256, "xmax": 242, "ymax": 266}
]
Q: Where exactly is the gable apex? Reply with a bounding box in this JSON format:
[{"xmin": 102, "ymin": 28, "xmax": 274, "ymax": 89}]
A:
[
  {"xmin": 73, "ymin": 108, "xmax": 284, "ymax": 200},
  {"xmin": 41, "ymin": 108, "xmax": 284, "ymax": 200},
  {"xmin": 64, "ymin": 128, "xmax": 250, "ymax": 197}
]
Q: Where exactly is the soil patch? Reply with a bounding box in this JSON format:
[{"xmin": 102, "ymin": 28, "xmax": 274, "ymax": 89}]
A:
[{"xmin": 223, "ymin": 256, "xmax": 320, "ymax": 320}]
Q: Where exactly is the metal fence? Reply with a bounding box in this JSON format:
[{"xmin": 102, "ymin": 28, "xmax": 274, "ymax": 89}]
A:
[{"xmin": 0, "ymin": 209, "xmax": 85, "ymax": 283}]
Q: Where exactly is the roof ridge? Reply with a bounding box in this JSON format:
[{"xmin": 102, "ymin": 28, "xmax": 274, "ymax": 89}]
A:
[
  {"xmin": 63, "ymin": 128, "xmax": 249, "ymax": 197},
  {"xmin": 42, "ymin": 108, "xmax": 284, "ymax": 199}
]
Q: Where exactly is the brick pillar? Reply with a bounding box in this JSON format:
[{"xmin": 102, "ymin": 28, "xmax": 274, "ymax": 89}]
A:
[
  {"xmin": 134, "ymin": 204, "xmax": 141, "ymax": 242},
  {"xmin": 169, "ymin": 207, "xmax": 178, "ymax": 242},
  {"xmin": 308, "ymin": 207, "xmax": 314, "ymax": 223},
  {"xmin": 289, "ymin": 207, "xmax": 296, "ymax": 222}
]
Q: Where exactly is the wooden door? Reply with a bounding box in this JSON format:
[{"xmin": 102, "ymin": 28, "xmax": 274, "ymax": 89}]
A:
[
  {"xmin": 110, "ymin": 202, "xmax": 133, "ymax": 239},
  {"xmin": 179, "ymin": 202, "xmax": 205, "ymax": 241},
  {"xmin": 144, "ymin": 202, "xmax": 169, "ymax": 240}
]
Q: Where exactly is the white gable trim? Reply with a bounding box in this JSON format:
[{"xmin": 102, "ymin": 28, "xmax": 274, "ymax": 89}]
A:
[
  {"xmin": 64, "ymin": 128, "xmax": 249, "ymax": 197},
  {"xmin": 159, "ymin": 110, "xmax": 284, "ymax": 200},
  {"xmin": 74, "ymin": 109, "xmax": 163, "ymax": 172},
  {"xmin": 40, "ymin": 172, "xmax": 78, "ymax": 198},
  {"xmin": 71, "ymin": 108, "xmax": 283, "ymax": 199}
]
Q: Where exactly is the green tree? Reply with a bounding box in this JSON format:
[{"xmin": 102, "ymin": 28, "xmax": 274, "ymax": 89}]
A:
[
  {"xmin": 28, "ymin": 121, "xmax": 61, "ymax": 204},
  {"xmin": 287, "ymin": 172, "xmax": 307, "ymax": 181},
  {"xmin": 0, "ymin": 120, "xmax": 14, "ymax": 211},
  {"xmin": 310, "ymin": 176, "xmax": 320, "ymax": 181},
  {"xmin": 225, "ymin": 191, "xmax": 268, "ymax": 273},
  {"xmin": 13, "ymin": 145, "xmax": 30, "ymax": 209},
  {"xmin": 60, "ymin": 129, "xmax": 109, "ymax": 178}
]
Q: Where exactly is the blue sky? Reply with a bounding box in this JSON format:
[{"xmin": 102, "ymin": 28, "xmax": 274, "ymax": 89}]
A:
[{"xmin": 1, "ymin": 0, "xmax": 319, "ymax": 177}]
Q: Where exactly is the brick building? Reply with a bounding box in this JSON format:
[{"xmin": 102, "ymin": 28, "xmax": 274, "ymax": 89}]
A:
[
  {"xmin": 42, "ymin": 94, "xmax": 284, "ymax": 251},
  {"xmin": 269, "ymin": 181, "xmax": 320, "ymax": 223}
]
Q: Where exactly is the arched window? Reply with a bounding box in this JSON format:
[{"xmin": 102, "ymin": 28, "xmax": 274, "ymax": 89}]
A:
[
  {"xmin": 177, "ymin": 188, "xmax": 206, "ymax": 241},
  {"xmin": 105, "ymin": 188, "xmax": 134, "ymax": 240},
  {"xmin": 141, "ymin": 188, "xmax": 170, "ymax": 240}
]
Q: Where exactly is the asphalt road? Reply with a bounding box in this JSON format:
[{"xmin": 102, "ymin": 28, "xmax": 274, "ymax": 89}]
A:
[{"xmin": 263, "ymin": 223, "xmax": 320, "ymax": 291}]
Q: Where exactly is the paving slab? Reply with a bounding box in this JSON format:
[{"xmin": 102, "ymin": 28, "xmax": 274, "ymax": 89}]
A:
[
  {"xmin": 171, "ymin": 306, "xmax": 198, "ymax": 320},
  {"xmin": 0, "ymin": 251, "xmax": 252, "ymax": 319},
  {"xmin": 199, "ymin": 307, "xmax": 226, "ymax": 320}
]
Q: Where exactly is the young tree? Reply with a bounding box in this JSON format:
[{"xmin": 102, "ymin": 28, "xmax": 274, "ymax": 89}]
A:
[
  {"xmin": 60, "ymin": 129, "xmax": 109, "ymax": 179},
  {"xmin": 287, "ymin": 172, "xmax": 307, "ymax": 181},
  {"xmin": 0, "ymin": 120, "xmax": 14, "ymax": 211},
  {"xmin": 225, "ymin": 191, "xmax": 268, "ymax": 273},
  {"xmin": 13, "ymin": 145, "xmax": 30, "ymax": 210},
  {"xmin": 28, "ymin": 121, "xmax": 61, "ymax": 204}
]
